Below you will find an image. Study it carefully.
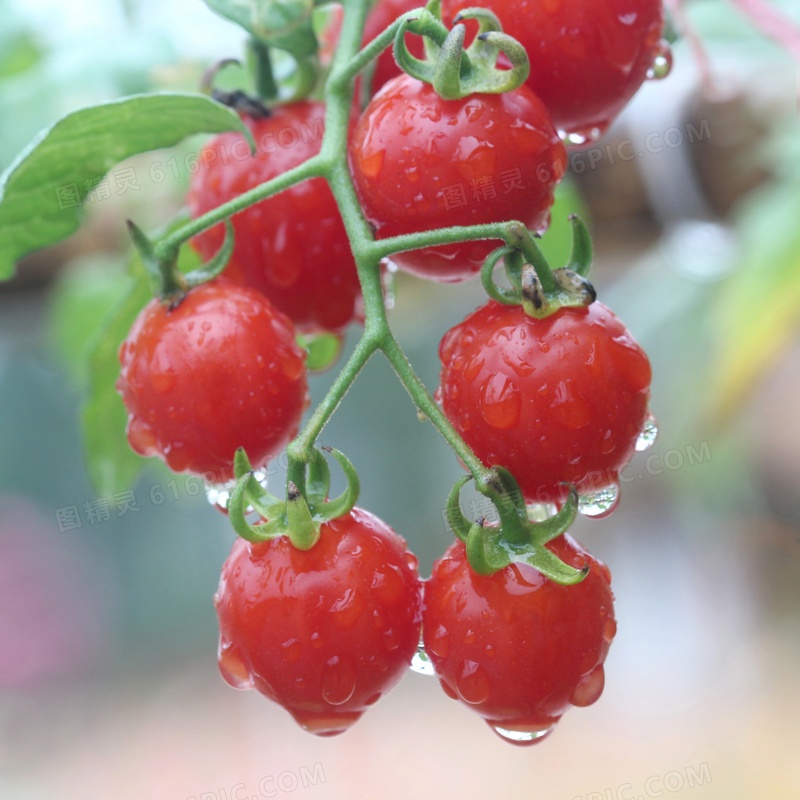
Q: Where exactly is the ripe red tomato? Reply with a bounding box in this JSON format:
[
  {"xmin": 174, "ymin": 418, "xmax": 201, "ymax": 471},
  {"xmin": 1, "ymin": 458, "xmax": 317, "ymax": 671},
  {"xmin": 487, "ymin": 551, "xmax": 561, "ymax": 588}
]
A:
[
  {"xmin": 441, "ymin": 0, "xmax": 666, "ymax": 141},
  {"xmin": 423, "ymin": 534, "xmax": 616, "ymax": 744},
  {"xmin": 437, "ymin": 300, "xmax": 651, "ymax": 503},
  {"xmin": 188, "ymin": 102, "xmax": 362, "ymax": 333},
  {"xmin": 348, "ymin": 75, "xmax": 566, "ymax": 282},
  {"xmin": 214, "ymin": 508, "xmax": 423, "ymax": 736},
  {"xmin": 117, "ymin": 279, "xmax": 308, "ymax": 478}
]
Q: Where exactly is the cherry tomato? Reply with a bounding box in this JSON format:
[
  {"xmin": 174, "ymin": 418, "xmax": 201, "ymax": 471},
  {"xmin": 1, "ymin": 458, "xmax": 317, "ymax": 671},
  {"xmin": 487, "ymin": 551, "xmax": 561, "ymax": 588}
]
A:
[
  {"xmin": 188, "ymin": 103, "xmax": 362, "ymax": 334},
  {"xmin": 441, "ymin": 0, "xmax": 666, "ymax": 141},
  {"xmin": 348, "ymin": 75, "xmax": 566, "ymax": 282},
  {"xmin": 423, "ymin": 534, "xmax": 616, "ymax": 744},
  {"xmin": 437, "ymin": 300, "xmax": 651, "ymax": 503},
  {"xmin": 117, "ymin": 279, "xmax": 308, "ymax": 478},
  {"xmin": 214, "ymin": 508, "xmax": 423, "ymax": 736}
]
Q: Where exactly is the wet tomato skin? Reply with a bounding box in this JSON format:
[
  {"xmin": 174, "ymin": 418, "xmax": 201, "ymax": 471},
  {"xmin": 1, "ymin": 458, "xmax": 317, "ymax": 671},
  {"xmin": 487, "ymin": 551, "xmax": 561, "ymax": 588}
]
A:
[
  {"xmin": 348, "ymin": 75, "xmax": 567, "ymax": 282},
  {"xmin": 423, "ymin": 535, "xmax": 616, "ymax": 742},
  {"xmin": 117, "ymin": 279, "xmax": 308, "ymax": 478},
  {"xmin": 441, "ymin": 0, "xmax": 666, "ymax": 140},
  {"xmin": 437, "ymin": 301, "xmax": 651, "ymax": 503},
  {"xmin": 214, "ymin": 508, "xmax": 423, "ymax": 736},
  {"xmin": 188, "ymin": 103, "xmax": 362, "ymax": 334}
]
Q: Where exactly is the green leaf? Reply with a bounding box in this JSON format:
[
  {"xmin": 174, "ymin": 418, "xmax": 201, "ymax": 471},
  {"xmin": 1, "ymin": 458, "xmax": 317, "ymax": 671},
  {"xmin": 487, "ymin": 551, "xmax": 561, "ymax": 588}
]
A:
[
  {"xmin": 709, "ymin": 177, "xmax": 800, "ymax": 420},
  {"xmin": 0, "ymin": 93, "xmax": 255, "ymax": 280},
  {"xmin": 82, "ymin": 274, "xmax": 152, "ymax": 498},
  {"xmin": 47, "ymin": 254, "xmax": 131, "ymax": 386}
]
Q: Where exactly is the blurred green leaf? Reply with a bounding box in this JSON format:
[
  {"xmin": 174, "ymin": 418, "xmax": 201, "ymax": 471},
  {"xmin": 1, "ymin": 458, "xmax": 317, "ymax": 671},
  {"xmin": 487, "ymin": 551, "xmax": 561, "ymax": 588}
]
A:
[
  {"xmin": 48, "ymin": 255, "xmax": 131, "ymax": 385},
  {"xmin": 0, "ymin": 93, "xmax": 254, "ymax": 280},
  {"xmin": 0, "ymin": 34, "xmax": 42, "ymax": 79},
  {"xmin": 709, "ymin": 166, "xmax": 800, "ymax": 420},
  {"xmin": 82, "ymin": 274, "xmax": 151, "ymax": 498}
]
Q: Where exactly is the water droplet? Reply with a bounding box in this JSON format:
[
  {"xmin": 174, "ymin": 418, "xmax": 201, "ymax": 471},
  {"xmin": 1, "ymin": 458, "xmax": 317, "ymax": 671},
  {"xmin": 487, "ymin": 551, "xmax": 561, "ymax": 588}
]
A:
[
  {"xmin": 489, "ymin": 722, "xmax": 556, "ymax": 746},
  {"xmin": 217, "ymin": 642, "xmax": 252, "ymax": 690},
  {"xmin": 456, "ymin": 660, "xmax": 490, "ymax": 704},
  {"xmin": 646, "ymin": 40, "xmax": 673, "ymax": 80},
  {"xmin": 410, "ymin": 637, "xmax": 435, "ymax": 675},
  {"xmin": 526, "ymin": 502, "xmax": 559, "ymax": 522},
  {"xmin": 562, "ymin": 126, "xmax": 604, "ymax": 147},
  {"xmin": 205, "ymin": 470, "xmax": 267, "ymax": 514},
  {"xmin": 635, "ymin": 412, "xmax": 658, "ymax": 452},
  {"xmin": 480, "ymin": 373, "xmax": 522, "ymax": 429},
  {"xmin": 570, "ymin": 665, "xmax": 605, "ymax": 707},
  {"xmin": 578, "ymin": 483, "xmax": 620, "ymax": 518},
  {"xmin": 321, "ymin": 655, "xmax": 357, "ymax": 705}
]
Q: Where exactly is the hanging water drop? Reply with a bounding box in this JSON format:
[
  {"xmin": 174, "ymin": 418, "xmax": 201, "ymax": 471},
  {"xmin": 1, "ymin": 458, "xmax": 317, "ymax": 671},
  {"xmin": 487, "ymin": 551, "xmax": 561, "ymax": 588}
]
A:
[
  {"xmin": 489, "ymin": 723, "xmax": 556, "ymax": 746},
  {"xmin": 410, "ymin": 636, "xmax": 435, "ymax": 675},
  {"xmin": 635, "ymin": 412, "xmax": 658, "ymax": 452},
  {"xmin": 578, "ymin": 483, "xmax": 620, "ymax": 519},
  {"xmin": 206, "ymin": 469, "xmax": 267, "ymax": 515},
  {"xmin": 646, "ymin": 40, "xmax": 673, "ymax": 80}
]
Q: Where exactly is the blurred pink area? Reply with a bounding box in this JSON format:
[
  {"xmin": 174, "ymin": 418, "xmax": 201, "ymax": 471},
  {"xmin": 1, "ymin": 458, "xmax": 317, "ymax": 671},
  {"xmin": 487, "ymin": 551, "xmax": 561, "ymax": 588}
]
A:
[{"xmin": 0, "ymin": 495, "xmax": 111, "ymax": 689}]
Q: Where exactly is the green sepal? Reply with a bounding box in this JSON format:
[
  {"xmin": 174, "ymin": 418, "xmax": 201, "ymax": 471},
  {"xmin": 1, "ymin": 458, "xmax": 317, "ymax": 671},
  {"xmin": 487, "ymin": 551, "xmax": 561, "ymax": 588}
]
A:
[
  {"xmin": 287, "ymin": 481, "xmax": 320, "ymax": 550},
  {"xmin": 315, "ymin": 447, "xmax": 360, "ymax": 522},
  {"xmin": 530, "ymin": 484, "xmax": 578, "ymax": 545},
  {"xmin": 445, "ymin": 475, "xmax": 474, "ymax": 542},
  {"xmin": 432, "ymin": 25, "xmax": 470, "ymax": 100},
  {"xmin": 304, "ymin": 447, "xmax": 331, "ymax": 507},
  {"xmin": 450, "ymin": 467, "xmax": 586, "ymax": 584},
  {"xmin": 184, "ymin": 220, "xmax": 235, "ymax": 288},
  {"xmin": 127, "ymin": 220, "xmax": 184, "ymax": 301},
  {"xmin": 393, "ymin": 13, "xmax": 447, "ymax": 85},
  {"xmin": 481, "ymin": 246, "xmax": 522, "ymax": 306},
  {"xmin": 228, "ymin": 469, "xmax": 281, "ymax": 543},
  {"xmin": 566, "ymin": 214, "xmax": 593, "ymax": 277}
]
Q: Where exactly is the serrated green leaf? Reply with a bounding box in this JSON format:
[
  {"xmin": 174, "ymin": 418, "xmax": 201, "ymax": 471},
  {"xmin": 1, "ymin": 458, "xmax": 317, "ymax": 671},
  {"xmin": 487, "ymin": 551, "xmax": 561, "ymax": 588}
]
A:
[{"xmin": 0, "ymin": 93, "xmax": 255, "ymax": 280}]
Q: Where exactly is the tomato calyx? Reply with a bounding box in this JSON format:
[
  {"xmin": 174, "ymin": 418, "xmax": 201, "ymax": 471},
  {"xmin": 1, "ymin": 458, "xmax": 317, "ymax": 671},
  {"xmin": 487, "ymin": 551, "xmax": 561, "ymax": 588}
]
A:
[
  {"xmin": 127, "ymin": 218, "xmax": 235, "ymax": 307},
  {"xmin": 393, "ymin": 0, "xmax": 529, "ymax": 99},
  {"xmin": 482, "ymin": 215, "xmax": 596, "ymax": 320},
  {"xmin": 228, "ymin": 446, "xmax": 361, "ymax": 550},
  {"xmin": 447, "ymin": 468, "xmax": 588, "ymax": 584}
]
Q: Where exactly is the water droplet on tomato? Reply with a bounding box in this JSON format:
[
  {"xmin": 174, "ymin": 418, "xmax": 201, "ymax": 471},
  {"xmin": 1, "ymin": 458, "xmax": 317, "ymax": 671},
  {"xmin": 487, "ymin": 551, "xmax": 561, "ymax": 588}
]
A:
[
  {"xmin": 578, "ymin": 483, "xmax": 620, "ymax": 518},
  {"xmin": 635, "ymin": 411, "xmax": 658, "ymax": 452},
  {"xmin": 646, "ymin": 40, "xmax": 673, "ymax": 80},
  {"xmin": 218, "ymin": 641, "xmax": 252, "ymax": 690},
  {"xmin": 562, "ymin": 125, "xmax": 605, "ymax": 147},
  {"xmin": 480, "ymin": 373, "xmax": 521, "ymax": 429},
  {"xmin": 570, "ymin": 665, "xmax": 606, "ymax": 707},
  {"xmin": 603, "ymin": 617, "xmax": 617, "ymax": 644},
  {"xmin": 428, "ymin": 624, "xmax": 451, "ymax": 659},
  {"xmin": 489, "ymin": 722, "xmax": 555, "ymax": 746},
  {"xmin": 455, "ymin": 660, "xmax": 490, "ymax": 704},
  {"xmin": 321, "ymin": 655, "xmax": 357, "ymax": 705},
  {"xmin": 410, "ymin": 636, "xmax": 435, "ymax": 675}
]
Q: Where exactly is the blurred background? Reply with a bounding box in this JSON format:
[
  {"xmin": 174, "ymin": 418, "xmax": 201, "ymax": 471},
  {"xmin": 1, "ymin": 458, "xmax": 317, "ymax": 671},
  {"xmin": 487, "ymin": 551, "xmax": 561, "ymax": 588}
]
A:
[{"xmin": 1, "ymin": 0, "xmax": 799, "ymax": 798}]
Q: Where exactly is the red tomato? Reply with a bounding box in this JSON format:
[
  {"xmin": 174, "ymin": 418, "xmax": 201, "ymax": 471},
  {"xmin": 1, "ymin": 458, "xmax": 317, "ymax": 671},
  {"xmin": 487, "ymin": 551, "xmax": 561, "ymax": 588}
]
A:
[
  {"xmin": 437, "ymin": 300, "xmax": 651, "ymax": 503},
  {"xmin": 214, "ymin": 508, "xmax": 423, "ymax": 736},
  {"xmin": 188, "ymin": 103, "xmax": 362, "ymax": 333},
  {"xmin": 117, "ymin": 279, "xmax": 308, "ymax": 478},
  {"xmin": 423, "ymin": 534, "xmax": 616, "ymax": 744},
  {"xmin": 349, "ymin": 75, "xmax": 566, "ymax": 282},
  {"xmin": 441, "ymin": 0, "xmax": 666, "ymax": 140}
]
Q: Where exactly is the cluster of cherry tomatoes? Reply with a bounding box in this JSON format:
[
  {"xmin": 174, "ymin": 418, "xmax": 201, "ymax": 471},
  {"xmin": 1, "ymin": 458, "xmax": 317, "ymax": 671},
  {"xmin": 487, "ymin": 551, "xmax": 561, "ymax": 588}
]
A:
[{"xmin": 115, "ymin": 0, "xmax": 665, "ymax": 745}]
